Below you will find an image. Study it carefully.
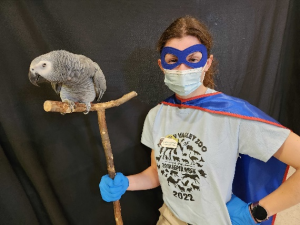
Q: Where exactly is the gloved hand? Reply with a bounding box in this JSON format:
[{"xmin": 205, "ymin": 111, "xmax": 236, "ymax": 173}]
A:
[
  {"xmin": 226, "ymin": 194, "xmax": 258, "ymax": 225},
  {"xmin": 99, "ymin": 172, "xmax": 129, "ymax": 202}
]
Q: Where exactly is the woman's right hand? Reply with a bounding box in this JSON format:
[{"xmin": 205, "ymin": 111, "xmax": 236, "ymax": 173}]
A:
[{"xmin": 99, "ymin": 172, "xmax": 129, "ymax": 202}]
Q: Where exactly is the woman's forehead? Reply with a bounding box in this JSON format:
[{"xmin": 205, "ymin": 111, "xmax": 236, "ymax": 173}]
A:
[{"xmin": 164, "ymin": 36, "xmax": 201, "ymax": 51}]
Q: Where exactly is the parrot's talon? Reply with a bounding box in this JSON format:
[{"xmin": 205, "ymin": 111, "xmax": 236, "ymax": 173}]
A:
[
  {"xmin": 63, "ymin": 100, "xmax": 76, "ymax": 113},
  {"xmin": 83, "ymin": 103, "xmax": 91, "ymax": 114}
]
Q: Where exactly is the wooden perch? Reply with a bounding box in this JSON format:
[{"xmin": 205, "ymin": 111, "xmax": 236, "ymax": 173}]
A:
[
  {"xmin": 44, "ymin": 91, "xmax": 137, "ymax": 225},
  {"xmin": 44, "ymin": 91, "xmax": 137, "ymax": 113}
]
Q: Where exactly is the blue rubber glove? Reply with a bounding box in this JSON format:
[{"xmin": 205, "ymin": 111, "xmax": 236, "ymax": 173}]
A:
[
  {"xmin": 99, "ymin": 172, "xmax": 129, "ymax": 202},
  {"xmin": 226, "ymin": 194, "xmax": 258, "ymax": 225}
]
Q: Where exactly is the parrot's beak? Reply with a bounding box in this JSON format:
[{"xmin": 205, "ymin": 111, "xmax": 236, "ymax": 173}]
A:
[
  {"xmin": 28, "ymin": 71, "xmax": 40, "ymax": 86},
  {"xmin": 28, "ymin": 71, "xmax": 47, "ymax": 86}
]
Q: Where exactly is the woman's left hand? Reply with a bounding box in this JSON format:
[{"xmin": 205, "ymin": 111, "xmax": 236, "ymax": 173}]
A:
[{"xmin": 226, "ymin": 194, "xmax": 258, "ymax": 225}]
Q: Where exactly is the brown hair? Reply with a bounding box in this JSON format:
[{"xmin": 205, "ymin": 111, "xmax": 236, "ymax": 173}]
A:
[{"xmin": 157, "ymin": 15, "xmax": 216, "ymax": 88}]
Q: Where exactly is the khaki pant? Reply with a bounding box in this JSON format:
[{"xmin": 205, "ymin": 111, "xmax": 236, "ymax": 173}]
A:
[{"xmin": 157, "ymin": 203, "xmax": 191, "ymax": 225}]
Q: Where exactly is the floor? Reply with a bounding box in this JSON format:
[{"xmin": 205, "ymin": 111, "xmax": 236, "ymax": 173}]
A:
[{"xmin": 274, "ymin": 167, "xmax": 300, "ymax": 224}]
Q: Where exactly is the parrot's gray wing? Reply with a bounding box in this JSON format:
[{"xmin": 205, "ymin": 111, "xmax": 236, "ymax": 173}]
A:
[
  {"xmin": 92, "ymin": 63, "xmax": 106, "ymax": 102},
  {"xmin": 51, "ymin": 82, "xmax": 62, "ymax": 95}
]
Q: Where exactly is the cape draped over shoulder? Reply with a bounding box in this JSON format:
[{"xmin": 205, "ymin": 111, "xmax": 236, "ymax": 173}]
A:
[{"xmin": 162, "ymin": 92, "xmax": 289, "ymax": 225}]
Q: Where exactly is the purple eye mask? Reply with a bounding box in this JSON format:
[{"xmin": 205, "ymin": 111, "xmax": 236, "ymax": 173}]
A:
[{"xmin": 161, "ymin": 44, "xmax": 208, "ymax": 70}]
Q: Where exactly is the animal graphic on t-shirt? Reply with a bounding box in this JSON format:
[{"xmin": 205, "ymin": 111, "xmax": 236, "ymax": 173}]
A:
[
  {"xmin": 182, "ymin": 140, "xmax": 189, "ymax": 147},
  {"xmin": 189, "ymin": 152, "xmax": 199, "ymax": 163},
  {"xmin": 182, "ymin": 173, "xmax": 200, "ymax": 183},
  {"xmin": 157, "ymin": 138, "xmax": 164, "ymax": 147},
  {"xmin": 173, "ymin": 156, "xmax": 180, "ymax": 162},
  {"xmin": 199, "ymin": 169, "xmax": 207, "ymax": 178},
  {"xmin": 160, "ymin": 147, "xmax": 164, "ymax": 154},
  {"xmin": 191, "ymin": 182, "xmax": 200, "ymax": 191},
  {"xmin": 177, "ymin": 184, "xmax": 185, "ymax": 192},
  {"xmin": 193, "ymin": 150, "xmax": 201, "ymax": 155},
  {"xmin": 163, "ymin": 147, "xmax": 177, "ymax": 160},
  {"xmin": 182, "ymin": 158, "xmax": 189, "ymax": 164},
  {"xmin": 196, "ymin": 162, "xmax": 203, "ymax": 167},
  {"xmin": 156, "ymin": 155, "xmax": 161, "ymax": 162},
  {"xmin": 174, "ymin": 148, "xmax": 178, "ymax": 155},
  {"xmin": 156, "ymin": 132, "xmax": 209, "ymax": 201},
  {"xmin": 167, "ymin": 176, "xmax": 180, "ymax": 187},
  {"xmin": 170, "ymin": 170, "xmax": 179, "ymax": 177},
  {"xmin": 187, "ymin": 187, "xmax": 193, "ymax": 192},
  {"xmin": 177, "ymin": 140, "xmax": 184, "ymax": 151},
  {"xmin": 186, "ymin": 145, "xmax": 194, "ymax": 151},
  {"xmin": 181, "ymin": 180, "xmax": 189, "ymax": 186}
]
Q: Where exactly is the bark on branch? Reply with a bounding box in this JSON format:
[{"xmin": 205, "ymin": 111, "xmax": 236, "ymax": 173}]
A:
[
  {"xmin": 43, "ymin": 91, "xmax": 138, "ymax": 225},
  {"xmin": 97, "ymin": 108, "xmax": 123, "ymax": 225},
  {"xmin": 43, "ymin": 91, "xmax": 137, "ymax": 113}
]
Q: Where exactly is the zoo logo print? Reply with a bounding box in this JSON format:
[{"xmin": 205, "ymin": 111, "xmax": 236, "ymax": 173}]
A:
[{"xmin": 156, "ymin": 132, "xmax": 208, "ymax": 201}]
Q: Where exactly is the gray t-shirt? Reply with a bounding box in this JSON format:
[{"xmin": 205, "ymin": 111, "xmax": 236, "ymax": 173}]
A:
[{"xmin": 141, "ymin": 88, "xmax": 290, "ymax": 225}]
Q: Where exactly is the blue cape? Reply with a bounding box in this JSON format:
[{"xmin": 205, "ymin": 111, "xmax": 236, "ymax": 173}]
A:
[{"xmin": 162, "ymin": 92, "xmax": 289, "ymax": 225}]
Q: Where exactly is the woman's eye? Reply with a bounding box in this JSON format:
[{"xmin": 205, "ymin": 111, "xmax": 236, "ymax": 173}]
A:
[
  {"xmin": 187, "ymin": 52, "xmax": 202, "ymax": 63},
  {"xmin": 165, "ymin": 54, "xmax": 178, "ymax": 64},
  {"xmin": 167, "ymin": 58, "xmax": 178, "ymax": 64},
  {"xmin": 189, "ymin": 58, "xmax": 200, "ymax": 63}
]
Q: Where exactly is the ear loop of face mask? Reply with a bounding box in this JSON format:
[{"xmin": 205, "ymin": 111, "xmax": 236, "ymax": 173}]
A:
[
  {"xmin": 160, "ymin": 44, "xmax": 208, "ymax": 70},
  {"xmin": 201, "ymin": 62, "xmax": 207, "ymax": 83}
]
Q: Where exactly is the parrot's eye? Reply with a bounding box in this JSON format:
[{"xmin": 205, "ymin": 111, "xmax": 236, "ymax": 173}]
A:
[{"xmin": 42, "ymin": 63, "xmax": 47, "ymax": 67}]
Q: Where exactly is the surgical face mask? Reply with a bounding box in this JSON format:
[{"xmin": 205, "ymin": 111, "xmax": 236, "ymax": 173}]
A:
[{"xmin": 164, "ymin": 67, "xmax": 205, "ymax": 96}]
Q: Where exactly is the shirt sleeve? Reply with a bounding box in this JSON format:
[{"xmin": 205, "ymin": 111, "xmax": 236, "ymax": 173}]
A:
[
  {"xmin": 141, "ymin": 105, "xmax": 160, "ymax": 150},
  {"xmin": 238, "ymin": 119, "xmax": 290, "ymax": 162}
]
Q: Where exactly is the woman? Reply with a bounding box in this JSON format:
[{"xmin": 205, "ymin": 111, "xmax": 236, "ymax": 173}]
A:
[{"xmin": 100, "ymin": 16, "xmax": 300, "ymax": 225}]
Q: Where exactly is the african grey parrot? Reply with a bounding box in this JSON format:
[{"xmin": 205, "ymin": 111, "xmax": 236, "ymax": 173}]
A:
[{"xmin": 29, "ymin": 50, "xmax": 106, "ymax": 114}]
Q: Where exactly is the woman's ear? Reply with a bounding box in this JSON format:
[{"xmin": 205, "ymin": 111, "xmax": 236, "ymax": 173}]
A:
[
  {"xmin": 204, "ymin": 55, "xmax": 214, "ymax": 72},
  {"xmin": 158, "ymin": 59, "xmax": 164, "ymax": 72}
]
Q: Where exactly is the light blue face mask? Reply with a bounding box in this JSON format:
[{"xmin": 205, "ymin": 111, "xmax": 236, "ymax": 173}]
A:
[{"xmin": 164, "ymin": 67, "xmax": 205, "ymax": 96}]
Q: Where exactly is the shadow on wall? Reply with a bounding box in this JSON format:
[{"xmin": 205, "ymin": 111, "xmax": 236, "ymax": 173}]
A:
[{"xmin": 123, "ymin": 47, "xmax": 172, "ymax": 106}]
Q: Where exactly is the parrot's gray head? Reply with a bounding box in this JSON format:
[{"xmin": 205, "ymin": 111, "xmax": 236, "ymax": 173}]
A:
[{"xmin": 28, "ymin": 51, "xmax": 69, "ymax": 86}]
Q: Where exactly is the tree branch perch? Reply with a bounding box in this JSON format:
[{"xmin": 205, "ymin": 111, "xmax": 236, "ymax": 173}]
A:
[
  {"xmin": 43, "ymin": 91, "xmax": 137, "ymax": 225},
  {"xmin": 44, "ymin": 91, "xmax": 137, "ymax": 113}
]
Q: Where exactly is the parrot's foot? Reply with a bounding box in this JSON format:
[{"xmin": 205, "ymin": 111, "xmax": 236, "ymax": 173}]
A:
[
  {"xmin": 63, "ymin": 99, "xmax": 76, "ymax": 113},
  {"xmin": 83, "ymin": 103, "xmax": 91, "ymax": 115}
]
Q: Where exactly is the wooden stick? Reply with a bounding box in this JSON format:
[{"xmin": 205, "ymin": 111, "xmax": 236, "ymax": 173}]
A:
[
  {"xmin": 44, "ymin": 91, "xmax": 137, "ymax": 113},
  {"xmin": 43, "ymin": 91, "xmax": 137, "ymax": 225},
  {"xmin": 97, "ymin": 108, "xmax": 123, "ymax": 225}
]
